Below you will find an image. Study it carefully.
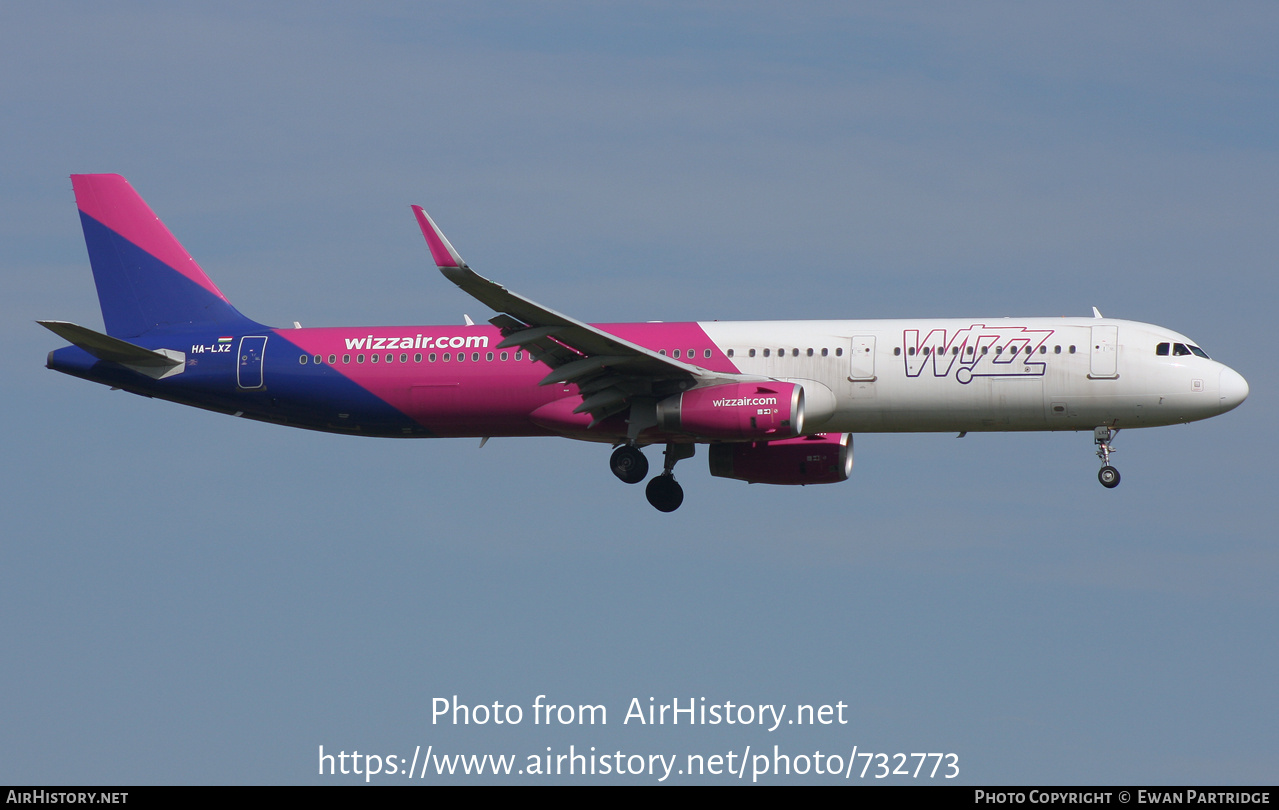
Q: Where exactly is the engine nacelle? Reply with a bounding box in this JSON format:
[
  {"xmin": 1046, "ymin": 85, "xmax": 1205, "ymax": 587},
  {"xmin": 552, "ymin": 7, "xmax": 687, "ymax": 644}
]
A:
[
  {"xmin": 656, "ymin": 382, "xmax": 804, "ymax": 439},
  {"xmin": 708, "ymin": 433, "xmax": 853, "ymax": 485}
]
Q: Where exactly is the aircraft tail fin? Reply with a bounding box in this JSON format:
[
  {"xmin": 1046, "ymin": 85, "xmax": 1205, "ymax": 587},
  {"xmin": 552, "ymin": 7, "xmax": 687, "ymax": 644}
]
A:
[{"xmin": 71, "ymin": 174, "xmax": 257, "ymax": 338}]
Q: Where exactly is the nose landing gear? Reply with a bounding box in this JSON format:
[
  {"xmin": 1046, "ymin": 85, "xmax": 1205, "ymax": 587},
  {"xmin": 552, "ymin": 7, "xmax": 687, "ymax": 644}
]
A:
[{"xmin": 1095, "ymin": 426, "xmax": 1121, "ymax": 489}]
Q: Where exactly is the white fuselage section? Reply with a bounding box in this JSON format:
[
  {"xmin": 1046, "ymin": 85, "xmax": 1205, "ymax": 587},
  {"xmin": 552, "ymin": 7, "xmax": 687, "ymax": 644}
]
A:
[{"xmin": 699, "ymin": 317, "xmax": 1246, "ymax": 433}]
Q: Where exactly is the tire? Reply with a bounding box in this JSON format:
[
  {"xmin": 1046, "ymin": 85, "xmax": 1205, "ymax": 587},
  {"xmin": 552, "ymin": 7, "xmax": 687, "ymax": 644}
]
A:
[
  {"xmin": 610, "ymin": 445, "xmax": 648, "ymax": 484},
  {"xmin": 1098, "ymin": 466, "xmax": 1120, "ymax": 488},
  {"xmin": 645, "ymin": 474, "xmax": 684, "ymax": 512}
]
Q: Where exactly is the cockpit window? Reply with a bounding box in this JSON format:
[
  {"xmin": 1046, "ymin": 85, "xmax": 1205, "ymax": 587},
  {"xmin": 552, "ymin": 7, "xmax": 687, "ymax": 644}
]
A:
[{"xmin": 1159, "ymin": 341, "xmax": 1210, "ymax": 359}]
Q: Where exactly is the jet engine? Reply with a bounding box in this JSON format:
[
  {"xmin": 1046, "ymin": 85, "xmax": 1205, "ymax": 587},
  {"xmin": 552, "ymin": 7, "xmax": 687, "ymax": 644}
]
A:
[
  {"xmin": 708, "ymin": 433, "xmax": 853, "ymax": 485},
  {"xmin": 656, "ymin": 382, "xmax": 805, "ymax": 440}
]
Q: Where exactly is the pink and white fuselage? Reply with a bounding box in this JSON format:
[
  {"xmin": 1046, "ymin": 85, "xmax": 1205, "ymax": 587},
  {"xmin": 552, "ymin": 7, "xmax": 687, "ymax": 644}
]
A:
[
  {"xmin": 43, "ymin": 175, "xmax": 1248, "ymax": 512},
  {"xmin": 273, "ymin": 316, "xmax": 1245, "ymax": 437}
]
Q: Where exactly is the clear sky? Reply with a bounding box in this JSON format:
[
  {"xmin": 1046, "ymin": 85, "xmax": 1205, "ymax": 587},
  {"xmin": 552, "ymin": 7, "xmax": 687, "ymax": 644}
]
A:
[{"xmin": 2, "ymin": 3, "xmax": 1275, "ymax": 785}]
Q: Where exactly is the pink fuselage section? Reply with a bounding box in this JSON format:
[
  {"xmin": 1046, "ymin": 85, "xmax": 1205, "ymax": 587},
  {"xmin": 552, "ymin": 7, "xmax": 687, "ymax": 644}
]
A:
[{"xmin": 275, "ymin": 321, "xmax": 735, "ymax": 440}]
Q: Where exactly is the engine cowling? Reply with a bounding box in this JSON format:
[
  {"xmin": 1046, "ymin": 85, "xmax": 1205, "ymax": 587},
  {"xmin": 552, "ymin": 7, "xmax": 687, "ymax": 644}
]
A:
[
  {"xmin": 656, "ymin": 382, "xmax": 804, "ymax": 439},
  {"xmin": 708, "ymin": 433, "xmax": 853, "ymax": 485}
]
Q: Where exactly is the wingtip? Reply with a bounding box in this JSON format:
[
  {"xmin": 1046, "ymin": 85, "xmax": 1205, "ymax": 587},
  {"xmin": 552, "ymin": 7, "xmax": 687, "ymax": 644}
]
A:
[{"xmin": 411, "ymin": 205, "xmax": 466, "ymax": 269}]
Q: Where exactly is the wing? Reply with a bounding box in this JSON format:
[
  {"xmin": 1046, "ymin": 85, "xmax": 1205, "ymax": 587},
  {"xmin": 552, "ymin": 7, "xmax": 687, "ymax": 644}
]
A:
[{"xmin": 411, "ymin": 206, "xmax": 748, "ymax": 433}]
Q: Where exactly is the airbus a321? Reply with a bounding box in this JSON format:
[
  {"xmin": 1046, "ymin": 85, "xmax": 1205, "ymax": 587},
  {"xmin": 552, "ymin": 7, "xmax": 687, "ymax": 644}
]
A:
[{"xmin": 43, "ymin": 175, "xmax": 1249, "ymax": 512}]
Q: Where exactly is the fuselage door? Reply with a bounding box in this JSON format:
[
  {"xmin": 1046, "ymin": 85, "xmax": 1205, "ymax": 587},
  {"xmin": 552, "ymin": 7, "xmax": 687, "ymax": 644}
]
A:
[
  {"xmin": 1089, "ymin": 325, "xmax": 1119, "ymax": 379},
  {"xmin": 849, "ymin": 335, "xmax": 876, "ymax": 381},
  {"xmin": 237, "ymin": 335, "xmax": 268, "ymax": 389}
]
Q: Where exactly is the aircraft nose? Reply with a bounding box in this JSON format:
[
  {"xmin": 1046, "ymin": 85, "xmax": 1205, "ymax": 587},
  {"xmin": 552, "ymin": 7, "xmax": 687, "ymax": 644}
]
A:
[{"xmin": 1218, "ymin": 366, "xmax": 1249, "ymax": 413}]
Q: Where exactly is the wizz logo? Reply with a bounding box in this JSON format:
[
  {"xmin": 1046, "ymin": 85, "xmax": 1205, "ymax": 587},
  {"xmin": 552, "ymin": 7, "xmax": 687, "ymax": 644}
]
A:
[{"xmin": 903, "ymin": 325, "xmax": 1054, "ymax": 384}]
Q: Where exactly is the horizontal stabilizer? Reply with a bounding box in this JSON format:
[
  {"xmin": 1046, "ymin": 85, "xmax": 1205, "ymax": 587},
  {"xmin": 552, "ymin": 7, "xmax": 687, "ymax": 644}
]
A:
[{"xmin": 39, "ymin": 320, "xmax": 185, "ymax": 379}]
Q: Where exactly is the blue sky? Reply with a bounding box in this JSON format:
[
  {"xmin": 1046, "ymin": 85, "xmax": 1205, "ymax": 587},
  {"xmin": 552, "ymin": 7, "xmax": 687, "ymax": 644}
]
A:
[{"xmin": 2, "ymin": 3, "xmax": 1275, "ymax": 784}]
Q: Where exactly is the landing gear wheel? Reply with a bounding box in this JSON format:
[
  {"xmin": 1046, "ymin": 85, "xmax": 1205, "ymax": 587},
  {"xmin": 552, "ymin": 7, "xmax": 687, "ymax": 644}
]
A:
[
  {"xmin": 645, "ymin": 474, "xmax": 684, "ymax": 512},
  {"xmin": 1098, "ymin": 465, "xmax": 1120, "ymax": 488},
  {"xmin": 610, "ymin": 445, "xmax": 648, "ymax": 484}
]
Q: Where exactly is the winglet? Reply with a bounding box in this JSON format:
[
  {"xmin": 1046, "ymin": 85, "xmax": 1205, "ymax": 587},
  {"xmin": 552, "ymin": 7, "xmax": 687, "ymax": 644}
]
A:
[{"xmin": 411, "ymin": 206, "xmax": 467, "ymax": 269}]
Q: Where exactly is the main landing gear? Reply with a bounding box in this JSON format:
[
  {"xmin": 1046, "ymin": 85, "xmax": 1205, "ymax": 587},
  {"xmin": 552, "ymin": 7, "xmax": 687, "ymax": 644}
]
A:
[
  {"xmin": 1094, "ymin": 426, "xmax": 1121, "ymax": 489},
  {"xmin": 610, "ymin": 443, "xmax": 694, "ymax": 512},
  {"xmin": 646, "ymin": 444, "xmax": 694, "ymax": 512},
  {"xmin": 610, "ymin": 444, "xmax": 649, "ymax": 484}
]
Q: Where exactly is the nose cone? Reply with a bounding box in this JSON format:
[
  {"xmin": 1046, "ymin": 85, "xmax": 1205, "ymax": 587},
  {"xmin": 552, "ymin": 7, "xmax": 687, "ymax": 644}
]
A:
[{"xmin": 1218, "ymin": 367, "xmax": 1249, "ymax": 413}]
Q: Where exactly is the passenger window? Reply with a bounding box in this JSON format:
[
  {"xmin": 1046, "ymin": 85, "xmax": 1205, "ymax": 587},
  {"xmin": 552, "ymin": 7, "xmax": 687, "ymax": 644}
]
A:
[
  {"xmin": 357, "ymin": 354, "xmax": 365, "ymax": 363},
  {"xmin": 821, "ymin": 348, "xmax": 829, "ymax": 357},
  {"xmin": 371, "ymin": 354, "xmax": 379, "ymax": 363},
  {"xmin": 443, "ymin": 353, "xmax": 450, "ymax": 361},
  {"xmin": 673, "ymin": 349, "xmax": 680, "ymax": 359},
  {"xmin": 414, "ymin": 353, "xmax": 422, "ymax": 362},
  {"xmin": 1069, "ymin": 346, "xmax": 1076, "ymax": 354},
  {"xmin": 792, "ymin": 349, "xmax": 799, "ymax": 357},
  {"xmin": 299, "ymin": 355, "xmax": 307, "ymax": 364},
  {"xmin": 727, "ymin": 349, "xmax": 735, "ymax": 358},
  {"xmin": 386, "ymin": 354, "xmax": 393, "ymax": 363},
  {"xmin": 894, "ymin": 348, "xmax": 901, "ymax": 356},
  {"xmin": 473, "ymin": 353, "xmax": 480, "ymax": 361},
  {"xmin": 429, "ymin": 353, "xmax": 437, "ymax": 362},
  {"xmin": 342, "ymin": 354, "xmax": 350, "ymax": 364},
  {"xmin": 400, "ymin": 353, "xmax": 407, "ymax": 363},
  {"xmin": 835, "ymin": 348, "xmax": 843, "ymax": 356},
  {"xmin": 1054, "ymin": 346, "xmax": 1061, "ymax": 354},
  {"xmin": 1156, "ymin": 343, "xmax": 1170, "ymax": 356},
  {"xmin": 763, "ymin": 349, "xmax": 770, "ymax": 357},
  {"xmin": 501, "ymin": 352, "xmax": 508, "ymax": 361},
  {"xmin": 748, "ymin": 349, "xmax": 756, "ymax": 357},
  {"xmin": 328, "ymin": 355, "xmax": 336, "ymax": 364},
  {"xmin": 704, "ymin": 349, "xmax": 711, "ymax": 359}
]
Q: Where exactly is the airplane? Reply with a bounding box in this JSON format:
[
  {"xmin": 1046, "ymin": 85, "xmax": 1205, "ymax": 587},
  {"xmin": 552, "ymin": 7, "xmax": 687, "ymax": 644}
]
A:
[{"xmin": 42, "ymin": 174, "xmax": 1249, "ymax": 512}]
